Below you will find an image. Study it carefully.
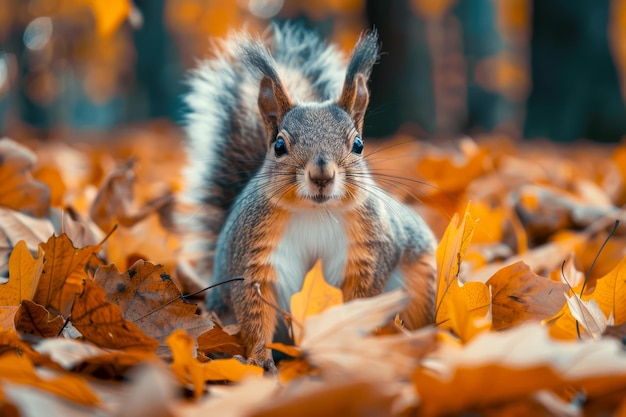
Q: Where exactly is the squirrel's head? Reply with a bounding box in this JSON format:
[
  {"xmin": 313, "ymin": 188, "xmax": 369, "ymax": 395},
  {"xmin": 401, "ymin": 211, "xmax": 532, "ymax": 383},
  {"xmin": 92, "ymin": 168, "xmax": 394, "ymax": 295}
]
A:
[{"xmin": 253, "ymin": 31, "xmax": 379, "ymax": 210}]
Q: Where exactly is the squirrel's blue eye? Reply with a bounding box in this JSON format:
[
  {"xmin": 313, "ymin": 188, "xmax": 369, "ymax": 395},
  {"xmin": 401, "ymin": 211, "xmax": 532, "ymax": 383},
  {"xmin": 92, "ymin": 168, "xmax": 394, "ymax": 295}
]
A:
[
  {"xmin": 274, "ymin": 136, "xmax": 288, "ymax": 157},
  {"xmin": 351, "ymin": 137, "xmax": 364, "ymax": 154}
]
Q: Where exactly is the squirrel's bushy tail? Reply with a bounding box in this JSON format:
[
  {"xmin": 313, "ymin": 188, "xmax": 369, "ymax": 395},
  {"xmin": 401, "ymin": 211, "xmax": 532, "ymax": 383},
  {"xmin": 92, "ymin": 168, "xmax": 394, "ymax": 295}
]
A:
[{"xmin": 180, "ymin": 23, "xmax": 378, "ymax": 279}]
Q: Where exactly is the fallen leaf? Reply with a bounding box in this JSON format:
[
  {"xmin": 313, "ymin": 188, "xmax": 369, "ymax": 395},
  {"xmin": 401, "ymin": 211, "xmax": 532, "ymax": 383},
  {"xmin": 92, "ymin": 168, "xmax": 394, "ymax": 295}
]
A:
[
  {"xmin": 290, "ymin": 259, "xmax": 343, "ymax": 345},
  {"xmin": 566, "ymin": 294, "xmax": 612, "ymax": 340},
  {"xmin": 414, "ymin": 324, "xmax": 626, "ymax": 416},
  {"xmin": 35, "ymin": 337, "xmax": 157, "ymax": 379},
  {"xmin": 487, "ymin": 261, "xmax": 568, "ymax": 330},
  {"xmin": 435, "ymin": 203, "xmax": 477, "ymax": 314},
  {"xmin": 251, "ymin": 379, "xmax": 397, "ymax": 417},
  {"xmin": 176, "ymin": 377, "xmax": 277, "ymax": 417},
  {"xmin": 435, "ymin": 204, "xmax": 490, "ymax": 340},
  {"xmin": 0, "ymin": 207, "xmax": 54, "ymax": 276},
  {"xmin": 0, "ymin": 329, "xmax": 41, "ymax": 361},
  {"xmin": 167, "ymin": 329, "xmax": 262, "ymax": 398},
  {"xmin": 196, "ymin": 323, "xmax": 245, "ymax": 358},
  {"xmin": 50, "ymin": 207, "xmax": 105, "ymax": 249},
  {"xmin": 93, "ymin": 261, "xmax": 213, "ymax": 352},
  {"xmin": 514, "ymin": 184, "xmax": 618, "ymax": 239},
  {"xmin": 34, "ymin": 337, "xmax": 112, "ymax": 369},
  {"xmin": 90, "ymin": 160, "xmax": 173, "ymax": 231},
  {"xmin": 0, "ymin": 306, "xmax": 18, "ymax": 331},
  {"xmin": 439, "ymin": 280, "xmax": 492, "ymax": 341},
  {"xmin": 14, "ymin": 300, "xmax": 64, "ymax": 338},
  {"xmin": 71, "ymin": 279, "xmax": 159, "ymax": 352},
  {"xmin": 114, "ymin": 364, "xmax": 177, "ymax": 417},
  {"xmin": 1, "ymin": 240, "xmax": 44, "ymax": 305},
  {"xmin": 467, "ymin": 200, "xmax": 506, "ymax": 244},
  {"xmin": 0, "ymin": 351, "xmax": 100, "ymax": 406},
  {"xmin": 590, "ymin": 256, "xmax": 626, "ymax": 325},
  {"xmin": 33, "ymin": 234, "xmax": 102, "ymax": 317},
  {"xmin": 0, "ymin": 138, "xmax": 50, "ymax": 217},
  {"xmin": 273, "ymin": 291, "xmax": 436, "ymax": 383}
]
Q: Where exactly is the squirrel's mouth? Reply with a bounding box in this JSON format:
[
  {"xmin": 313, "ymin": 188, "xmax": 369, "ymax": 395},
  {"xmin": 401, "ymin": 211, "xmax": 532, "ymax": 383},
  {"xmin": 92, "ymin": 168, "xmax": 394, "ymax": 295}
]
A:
[{"xmin": 310, "ymin": 194, "xmax": 332, "ymax": 204}]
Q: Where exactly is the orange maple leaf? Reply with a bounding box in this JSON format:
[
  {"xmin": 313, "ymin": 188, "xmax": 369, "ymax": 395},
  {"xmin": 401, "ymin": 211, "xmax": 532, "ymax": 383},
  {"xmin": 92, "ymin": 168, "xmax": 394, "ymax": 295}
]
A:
[{"xmin": 33, "ymin": 234, "xmax": 102, "ymax": 317}]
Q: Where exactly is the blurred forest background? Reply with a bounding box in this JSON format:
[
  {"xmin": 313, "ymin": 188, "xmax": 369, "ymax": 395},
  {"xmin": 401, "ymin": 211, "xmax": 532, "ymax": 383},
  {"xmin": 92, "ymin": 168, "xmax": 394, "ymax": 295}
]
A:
[{"xmin": 1, "ymin": 0, "xmax": 626, "ymax": 143}]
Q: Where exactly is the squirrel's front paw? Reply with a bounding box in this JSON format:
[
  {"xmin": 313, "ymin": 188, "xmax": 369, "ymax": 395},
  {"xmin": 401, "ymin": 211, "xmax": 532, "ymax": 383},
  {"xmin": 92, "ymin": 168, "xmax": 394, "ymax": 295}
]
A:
[{"xmin": 246, "ymin": 354, "xmax": 277, "ymax": 374}]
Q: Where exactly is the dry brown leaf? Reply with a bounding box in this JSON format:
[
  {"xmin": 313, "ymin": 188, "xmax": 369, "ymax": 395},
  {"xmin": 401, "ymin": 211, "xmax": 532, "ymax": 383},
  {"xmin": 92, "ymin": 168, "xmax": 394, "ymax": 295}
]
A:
[
  {"xmin": 90, "ymin": 159, "xmax": 173, "ymax": 232},
  {"xmin": 196, "ymin": 322, "xmax": 245, "ymax": 358},
  {"xmin": 514, "ymin": 184, "xmax": 619, "ymax": 239},
  {"xmin": 0, "ymin": 207, "xmax": 54, "ymax": 276},
  {"xmin": 35, "ymin": 337, "xmax": 157, "ymax": 379},
  {"xmin": 0, "ymin": 138, "xmax": 50, "ymax": 217},
  {"xmin": 93, "ymin": 261, "xmax": 213, "ymax": 351},
  {"xmin": 487, "ymin": 261, "xmax": 568, "ymax": 330},
  {"xmin": 33, "ymin": 234, "xmax": 102, "ymax": 317},
  {"xmin": 71, "ymin": 279, "xmax": 159, "ymax": 352},
  {"xmin": 50, "ymin": 207, "xmax": 105, "ymax": 249},
  {"xmin": 14, "ymin": 300, "xmax": 64, "ymax": 338},
  {"xmin": 105, "ymin": 214, "xmax": 180, "ymax": 272}
]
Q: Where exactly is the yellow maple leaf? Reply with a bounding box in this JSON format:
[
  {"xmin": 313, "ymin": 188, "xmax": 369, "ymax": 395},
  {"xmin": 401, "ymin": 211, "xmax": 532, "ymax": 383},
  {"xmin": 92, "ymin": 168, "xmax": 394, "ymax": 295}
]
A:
[
  {"xmin": 589, "ymin": 256, "xmax": 626, "ymax": 325},
  {"xmin": 445, "ymin": 281, "xmax": 492, "ymax": 342},
  {"xmin": 167, "ymin": 330, "xmax": 262, "ymax": 398},
  {"xmin": 435, "ymin": 203, "xmax": 491, "ymax": 341},
  {"xmin": 290, "ymin": 259, "xmax": 343, "ymax": 345},
  {"xmin": 1, "ymin": 240, "xmax": 44, "ymax": 305}
]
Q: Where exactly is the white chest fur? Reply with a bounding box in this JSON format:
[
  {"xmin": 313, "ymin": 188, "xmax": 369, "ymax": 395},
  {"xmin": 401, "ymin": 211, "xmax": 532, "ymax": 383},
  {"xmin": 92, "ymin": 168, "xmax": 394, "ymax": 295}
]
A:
[{"xmin": 270, "ymin": 209, "xmax": 349, "ymax": 310}]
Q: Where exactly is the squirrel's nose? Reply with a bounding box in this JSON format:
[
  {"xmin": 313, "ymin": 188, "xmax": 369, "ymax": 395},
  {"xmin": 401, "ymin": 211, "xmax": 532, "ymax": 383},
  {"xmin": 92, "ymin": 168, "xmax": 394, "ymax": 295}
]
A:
[{"xmin": 309, "ymin": 172, "xmax": 335, "ymax": 188}]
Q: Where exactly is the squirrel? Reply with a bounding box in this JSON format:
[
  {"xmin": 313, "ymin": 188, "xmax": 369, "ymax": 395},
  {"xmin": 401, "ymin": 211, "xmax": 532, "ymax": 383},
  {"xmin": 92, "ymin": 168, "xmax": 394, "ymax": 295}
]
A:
[{"xmin": 181, "ymin": 23, "xmax": 437, "ymax": 369}]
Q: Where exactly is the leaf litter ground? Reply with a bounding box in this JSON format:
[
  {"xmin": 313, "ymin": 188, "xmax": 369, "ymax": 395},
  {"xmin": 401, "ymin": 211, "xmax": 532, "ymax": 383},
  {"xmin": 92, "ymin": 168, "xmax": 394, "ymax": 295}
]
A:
[{"xmin": 1, "ymin": 126, "xmax": 626, "ymax": 416}]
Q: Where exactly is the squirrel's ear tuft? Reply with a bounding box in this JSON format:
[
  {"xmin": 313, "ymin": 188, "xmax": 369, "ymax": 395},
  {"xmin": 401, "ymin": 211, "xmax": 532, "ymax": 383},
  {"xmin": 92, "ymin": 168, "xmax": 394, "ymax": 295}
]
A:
[
  {"xmin": 339, "ymin": 30, "xmax": 379, "ymax": 133},
  {"xmin": 339, "ymin": 74, "xmax": 369, "ymax": 133},
  {"xmin": 258, "ymin": 75, "xmax": 293, "ymax": 141}
]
